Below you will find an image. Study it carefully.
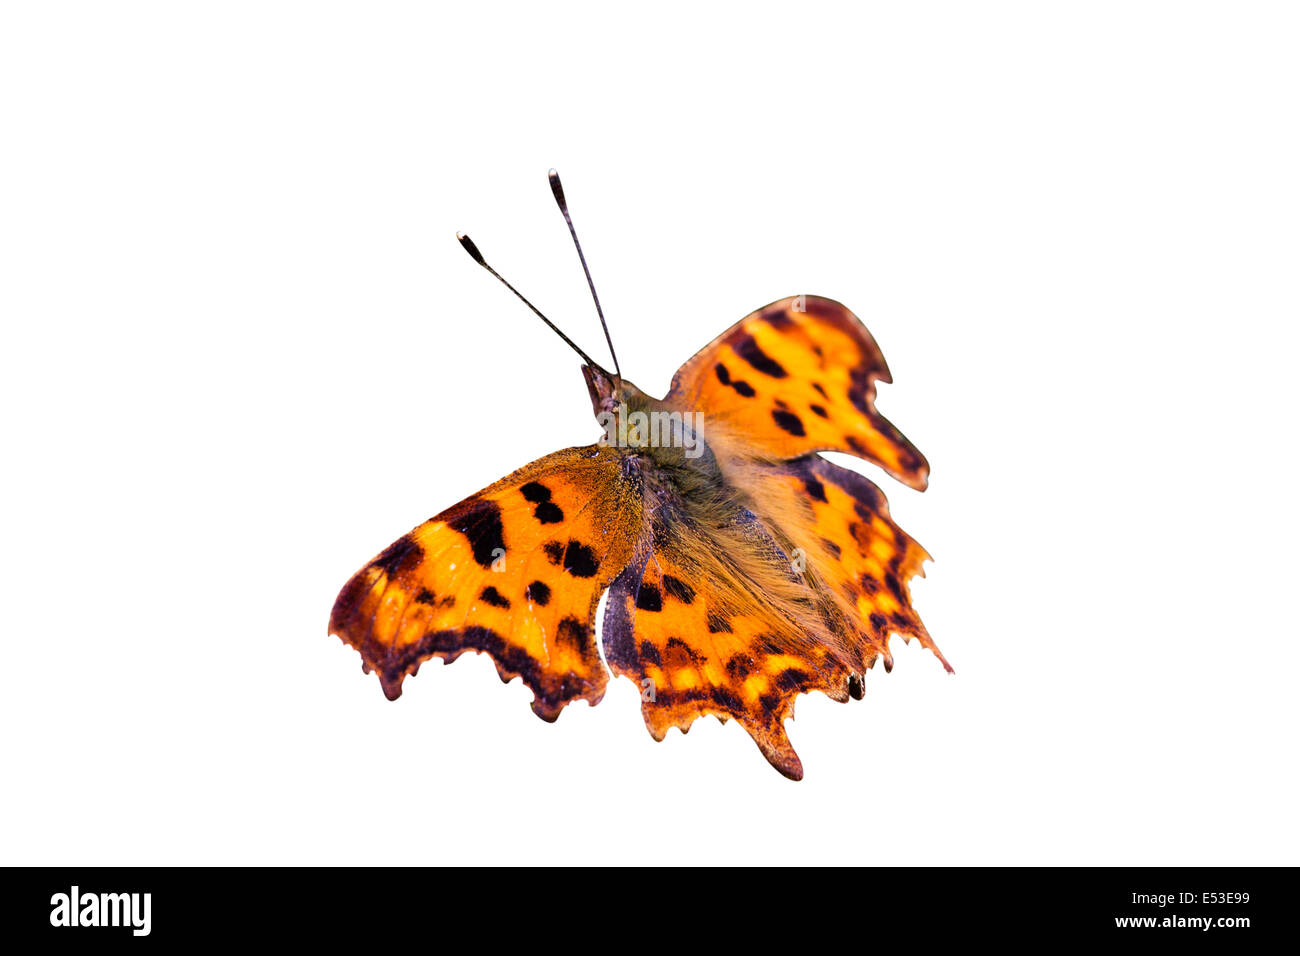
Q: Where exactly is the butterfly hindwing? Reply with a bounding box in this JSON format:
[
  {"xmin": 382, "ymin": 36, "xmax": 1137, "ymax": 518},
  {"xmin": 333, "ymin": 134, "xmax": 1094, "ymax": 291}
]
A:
[
  {"xmin": 668, "ymin": 295, "xmax": 930, "ymax": 489},
  {"xmin": 739, "ymin": 454, "xmax": 950, "ymax": 676},
  {"xmin": 329, "ymin": 445, "xmax": 643, "ymax": 721},
  {"xmin": 601, "ymin": 485, "xmax": 857, "ymax": 780}
]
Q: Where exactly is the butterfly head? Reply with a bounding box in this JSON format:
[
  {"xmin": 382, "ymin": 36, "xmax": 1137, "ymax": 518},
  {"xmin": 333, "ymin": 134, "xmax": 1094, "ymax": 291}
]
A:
[
  {"xmin": 582, "ymin": 364, "xmax": 619, "ymax": 416},
  {"xmin": 583, "ymin": 364, "xmax": 711, "ymax": 467},
  {"xmin": 582, "ymin": 364, "xmax": 656, "ymax": 417}
]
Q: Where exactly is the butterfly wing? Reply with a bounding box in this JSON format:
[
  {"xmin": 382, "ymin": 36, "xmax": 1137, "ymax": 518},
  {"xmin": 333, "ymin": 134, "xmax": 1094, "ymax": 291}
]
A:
[
  {"xmin": 744, "ymin": 454, "xmax": 949, "ymax": 676},
  {"xmin": 601, "ymin": 485, "xmax": 856, "ymax": 781},
  {"xmin": 329, "ymin": 445, "xmax": 642, "ymax": 721},
  {"xmin": 667, "ymin": 295, "xmax": 929, "ymax": 489}
]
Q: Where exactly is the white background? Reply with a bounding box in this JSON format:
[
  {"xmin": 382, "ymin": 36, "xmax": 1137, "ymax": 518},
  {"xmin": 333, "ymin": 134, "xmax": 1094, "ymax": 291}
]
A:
[{"xmin": 2, "ymin": 2, "xmax": 1297, "ymax": 866}]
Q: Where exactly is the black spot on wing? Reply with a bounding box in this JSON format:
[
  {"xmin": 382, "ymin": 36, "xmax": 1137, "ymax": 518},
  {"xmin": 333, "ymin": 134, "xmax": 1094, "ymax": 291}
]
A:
[
  {"xmin": 520, "ymin": 481, "xmax": 551, "ymax": 503},
  {"xmin": 715, "ymin": 361, "xmax": 757, "ymax": 398},
  {"xmin": 543, "ymin": 540, "xmax": 565, "ymax": 564},
  {"xmin": 639, "ymin": 640, "xmax": 662, "ymax": 665},
  {"xmin": 519, "ymin": 481, "xmax": 564, "ymax": 524},
  {"xmin": 562, "ymin": 540, "xmax": 599, "ymax": 578},
  {"xmin": 556, "ymin": 616, "xmax": 588, "ymax": 652},
  {"xmin": 662, "ymin": 575, "xmax": 696, "ymax": 604},
  {"xmin": 707, "ymin": 612, "xmax": 732, "ymax": 634},
  {"xmin": 733, "ymin": 334, "xmax": 788, "ymax": 378},
  {"xmin": 802, "ymin": 476, "xmax": 827, "ymax": 502},
  {"xmin": 479, "ymin": 586, "xmax": 511, "ymax": 609},
  {"xmin": 455, "ymin": 501, "xmax": 506, "ymax": 568},
  {"xmin": 812, "ymin": 382, "xmax": 829, "ymax": 399},
  {"xmin": 525, "ymin": 580, "xmax": 551, "ymax": 606},
  {"xmin": 847, "ymin": 364, "xmax": 877, "ymax": 416},
  {"xmin": 371, "ymin": 536, "xmax": 424, "ymax": 578},
  {"xmin": 810, "ymin": 403, "xmax": 829, "ymax": 418},
  {"xmin": 772, "ymin": 408, "xmax": 806, "ymax": 436},
  {"xmin": 415, "ymin": 588, "xmax": 436, "ymax": 605},
  {"xmin": 776, "ymin": 668, "xmax": 811, "ymax": 691},
  {"xmin": 844, "ymin": 518, "xmax": 860, "ymax": 540},
  {"xmin": 635, "ymin": 582, "xmax": 663, "ymax": 612},
  {"xmin": 533, "ymin": 500, "xmax": 564, "ymax": 524}
]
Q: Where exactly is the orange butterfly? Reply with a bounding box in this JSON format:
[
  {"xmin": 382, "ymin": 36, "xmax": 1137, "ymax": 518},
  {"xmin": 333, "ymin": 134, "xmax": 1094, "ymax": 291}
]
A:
[{"xmin": 328, "ymin": 171, "xmax": 949, "ymax": 779}]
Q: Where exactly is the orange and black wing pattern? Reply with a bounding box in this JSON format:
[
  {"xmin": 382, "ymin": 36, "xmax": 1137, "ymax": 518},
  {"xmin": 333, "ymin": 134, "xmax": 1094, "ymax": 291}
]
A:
[
  {"xmin": 602, "ymin": 493, "xmax": 858, "ymax": 780},
  {"xmin": 668, "ymin": 295, "xmax": 929, "ymax": 489},
  {"xmin": 600, "ymin": 454, "xmax": 946, "ymax": 779},
  {"xmin": 329, "ymin": 445, "xmax": 642, "ymax": 721},
  {"xmin": 744, "ymin": 454, "xmax": 949, "ymax": 678}
]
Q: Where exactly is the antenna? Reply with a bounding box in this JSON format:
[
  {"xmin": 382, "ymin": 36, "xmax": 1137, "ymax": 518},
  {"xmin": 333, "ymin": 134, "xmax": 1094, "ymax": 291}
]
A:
[
  {"xmin": 548, "ymin": 169, "xmax": 621, "ymax": 379},
  {"xmin": 456, "ymin": 232, "xmax": 603, "ymax": 369}
]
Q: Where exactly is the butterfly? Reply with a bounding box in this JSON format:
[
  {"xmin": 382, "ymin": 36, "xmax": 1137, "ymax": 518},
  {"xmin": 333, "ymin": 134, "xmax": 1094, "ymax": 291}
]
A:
[{"xmin": 328, "ymin": 171, "xmax": 949, "ymax": 780}]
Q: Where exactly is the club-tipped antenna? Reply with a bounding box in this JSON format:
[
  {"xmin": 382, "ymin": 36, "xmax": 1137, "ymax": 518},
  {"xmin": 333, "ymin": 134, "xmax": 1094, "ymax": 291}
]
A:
[
  {"xmin": 548, "ymin": 169, "xmax": 621, "ymax": 380},
  {"xmin": 456, "ymin": 232, "xmax": 603, "ymax": 369}
]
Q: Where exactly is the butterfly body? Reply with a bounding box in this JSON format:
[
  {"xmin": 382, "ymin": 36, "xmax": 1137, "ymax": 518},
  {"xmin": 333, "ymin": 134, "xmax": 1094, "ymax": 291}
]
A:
[{"xmin": 329, "ymin": 290, "xmax": 947, "ymax": 780}]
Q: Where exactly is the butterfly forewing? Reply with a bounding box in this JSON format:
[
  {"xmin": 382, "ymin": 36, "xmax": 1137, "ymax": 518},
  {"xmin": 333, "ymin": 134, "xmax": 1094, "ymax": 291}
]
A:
[
  {"xmin": 668, "ymin": 295, "xmax": 930, "ymax": 489},
  {"xmin": 329, "ymin": 445, "xmax": 643, "ymax": 720}
]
